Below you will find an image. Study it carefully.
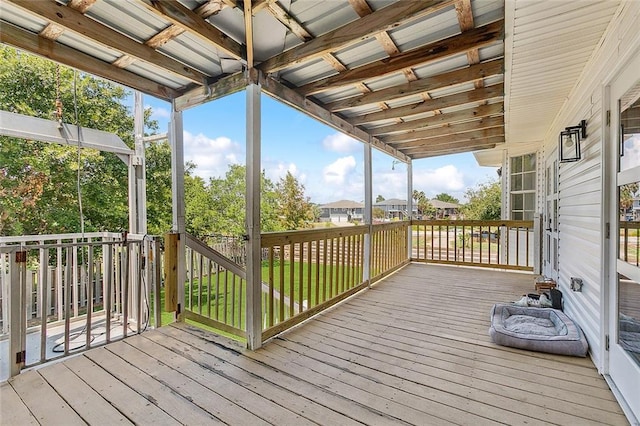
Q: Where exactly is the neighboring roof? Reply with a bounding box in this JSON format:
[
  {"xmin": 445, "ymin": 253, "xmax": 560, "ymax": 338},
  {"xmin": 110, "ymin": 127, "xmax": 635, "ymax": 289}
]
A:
[
  {"xmin": 374, "ymin": 198, "xmax": 407, "ymax": 206},
  {"xmin": 320, "ymin": 200, "xmax": 363, "ymax": 209},
  {"xmin": 429, "ymin": 199, "xmax": 461, "ymax": 209},
  {"xmin": 0, "ymin": 0, "xmax": 506, "ymax": 161}
]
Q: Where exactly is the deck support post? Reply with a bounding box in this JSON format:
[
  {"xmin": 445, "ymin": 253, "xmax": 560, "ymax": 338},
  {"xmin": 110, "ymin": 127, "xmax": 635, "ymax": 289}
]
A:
[
  {"xmin": 169, "ymin": 105, "xmax": 186, "ymax": 320},
  {"xmin": 407, "ymin": 160, "xmax": 413, "ymax": 260},
  {"xmin": 246, "ymin": 81, "xmax": 263, "ymax": 350},
  {"xmin": 363, "ymin": 142, "xmax": 372, "ymax": 286},
  {"xmin": 8, "ymin": 249, "xmax": 27, "ymax": 377}
]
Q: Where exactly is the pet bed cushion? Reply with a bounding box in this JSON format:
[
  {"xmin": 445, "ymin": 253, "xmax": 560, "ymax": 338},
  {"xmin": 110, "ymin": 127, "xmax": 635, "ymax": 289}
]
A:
[{"xmin": 489, "ymin": 304, "xmax": 588, "ymax": 357}]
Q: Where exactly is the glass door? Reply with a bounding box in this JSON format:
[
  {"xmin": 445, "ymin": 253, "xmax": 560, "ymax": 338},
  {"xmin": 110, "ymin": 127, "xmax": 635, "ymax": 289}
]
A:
[
  {"xmin": 610, "ymin": 54, "xmax": 640, "ymax": 420},
  {"xmin": 543, "ymin": 152, "xmax": 559, "ymax": 281}
]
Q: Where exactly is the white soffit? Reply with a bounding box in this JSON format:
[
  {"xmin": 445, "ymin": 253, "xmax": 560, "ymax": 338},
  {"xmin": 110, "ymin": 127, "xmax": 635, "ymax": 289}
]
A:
[{"xmin": 505, "ymin": 0, "xmax": 621, "ymax": 146}]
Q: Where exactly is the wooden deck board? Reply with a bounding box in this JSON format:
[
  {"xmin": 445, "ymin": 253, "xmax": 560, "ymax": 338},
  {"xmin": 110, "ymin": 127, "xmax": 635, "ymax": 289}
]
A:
[{"xmin": 0, "ymin": 264, "xmax": 630, "ymax": 425}]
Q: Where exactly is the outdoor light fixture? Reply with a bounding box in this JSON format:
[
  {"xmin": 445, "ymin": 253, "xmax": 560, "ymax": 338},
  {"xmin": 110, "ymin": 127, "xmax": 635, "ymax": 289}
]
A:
[
  {"xmin": 391, "ymin": 160, "xmax": 402, "ymax": 170},
  {"xmin": 559, "ymin": 120, "xmax": 587, "ymax": 163}
]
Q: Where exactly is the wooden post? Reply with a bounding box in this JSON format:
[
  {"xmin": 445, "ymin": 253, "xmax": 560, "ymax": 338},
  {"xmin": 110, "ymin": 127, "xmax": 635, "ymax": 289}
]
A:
[
  {"xmin": 164, "ymin": 232, "xmax": 178, "ymax": 313},
  {"xmin": 407, "ymin": 160, "xmax": 413, "ymax": 260},
  {"xmin": 9, "ymin": 250, "xmax": 27, "ymax": 377},
  {"xmin": 246, "ymin": 81, "xmax": 262, "ymax": 350},
  {"xmin": 363, "ymin": 142, "xmax": 372, "ymax": 287},
  {"xmin": 169, "ymin": 105, "xmax": 186, "ymax": 318}
]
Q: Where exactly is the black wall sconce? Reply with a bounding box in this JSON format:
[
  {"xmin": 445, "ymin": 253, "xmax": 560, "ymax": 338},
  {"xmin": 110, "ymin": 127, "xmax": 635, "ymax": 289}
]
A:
[{"xmin": 559, "ymin": 120, "xmax": 587, "ymax": 163}]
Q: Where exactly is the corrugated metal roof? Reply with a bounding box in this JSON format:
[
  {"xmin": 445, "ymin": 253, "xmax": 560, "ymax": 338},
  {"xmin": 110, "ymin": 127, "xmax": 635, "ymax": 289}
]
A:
[{"xmin": 0, "ymin": 0, "xmax": 511, "ymax": 160}]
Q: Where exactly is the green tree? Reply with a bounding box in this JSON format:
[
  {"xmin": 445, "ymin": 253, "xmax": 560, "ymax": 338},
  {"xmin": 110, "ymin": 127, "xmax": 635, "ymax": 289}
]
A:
[
  {"xmin": 207, "ymin": 164, "xmax": 281, "ymax": 236},
  {"xmin": 462, "ymin": 179, "xmax": 501, "ymax": 220},
  {"xmin": 412, "ymin": 190, "xmax": 435, "ymax": 218},
  {"xmin": 373, "ymin": 207, "xmax": 386, "ymax": 220},
  {"xmin": 276, "ymin": 171, "xmax": 314, "ymax": 230},
  {"xmin": 435, "ymin": 193, "xmax": 459, "ymax": 204},
  {"xmin": 375, "ymin": 194, "xmax": 385, "ymax": 203}
]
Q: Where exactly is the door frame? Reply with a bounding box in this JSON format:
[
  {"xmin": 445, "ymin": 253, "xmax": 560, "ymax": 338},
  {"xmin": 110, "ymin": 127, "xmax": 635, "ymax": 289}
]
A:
[{"xmin": 603, "ymin": 46, "xmax": 640, "ymax": 424}]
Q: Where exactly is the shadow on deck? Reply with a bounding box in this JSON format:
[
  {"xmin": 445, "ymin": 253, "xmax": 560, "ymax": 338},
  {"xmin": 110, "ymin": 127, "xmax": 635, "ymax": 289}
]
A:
[{"xmin": 0, "ymin": 263, "xmax": 629, "ymax": 425}]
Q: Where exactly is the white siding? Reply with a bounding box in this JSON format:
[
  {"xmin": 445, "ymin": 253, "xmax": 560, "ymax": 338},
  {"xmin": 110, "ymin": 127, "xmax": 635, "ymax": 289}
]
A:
[{"xmin": 525, "ymin": 2, "xmax": 640, "ymax": 371}]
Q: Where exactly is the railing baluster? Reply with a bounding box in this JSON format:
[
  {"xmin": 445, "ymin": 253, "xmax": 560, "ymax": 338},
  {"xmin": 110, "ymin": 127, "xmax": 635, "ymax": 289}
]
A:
[{"xmin": 39, "ymin": 244, "xmax": 48, "ymax": 363}]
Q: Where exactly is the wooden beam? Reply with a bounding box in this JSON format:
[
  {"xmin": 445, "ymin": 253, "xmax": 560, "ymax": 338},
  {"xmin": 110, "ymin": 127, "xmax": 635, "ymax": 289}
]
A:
[
  {"xmin": 381, "ymin": 115, "xmax": 504, "ymax": 143},
  {"xmin": 298, "ymin": 19, "xmax": 503, "ymax": 96},
  {"xmin": 145, "ymin": 25, "xmax": 186, "ymax": 49},
  {"xmin": 326, "ymin": 59, "xmax": 503, "ymax": 112},
  {"xmin": 138, "ymin": 0, "xmax": 245, "ymax": 60},
  {"xmin": 67, "ymin": 0, "xmax": 97, "ymax": 13},
  {"xmin": 252, "ymin": 0, "xmax": 271, "ymax": 14},
  {"xmin": 323, "ymin": 53, "xmax": 348, "ymax": 72},
  {"xmin": 146, "ymin": 2, "xmax": 225, "ymax": 49},
  {"xmin": 244, "ymin": 0, "xmax": 254, "ymax": 68},
  {"xmin": 348, "ymin": 0, "xmax": 373, "ymax": 17},
  {"xmin": 39, "ymin": 23, "xmax": 64, "ymax": 40},
  {"xmin": 370, "ymin": 102, "xmax": 503, "ymax": 136},
  {"xmin": 349, "ymin": 83, "xmax": 504, "ymax": 126},
  {"xmin": 7, "ymin": 0, "xmax": 208, "ymax": 85},
  {"xmin": 256, "ymin": 70, "xmax": 410, "ymax": 162},
  {"xmin": 0, "ymin": 22, "xmax": 178, "ymax": 101},
  {"xmin": 407, "ymin": 136, "xmax": 504, "ymax": 158},
  {"xmin": 175, "ymin": 71, "xmax": 248, "ymax": 111},
  {"xmin": 455, "ymin": 0, "xmax": 474, "ymax": 31},
  {"xmin": 267, "ymin": 2, "xmax": 312, "ymax": 41},
  {"xmin": 258, "ymin": 0, "xmax": 455, "ymax": 73},
  {"xmin": 391, "ymin": 127, "xmax": 505, "ymax": 150}
]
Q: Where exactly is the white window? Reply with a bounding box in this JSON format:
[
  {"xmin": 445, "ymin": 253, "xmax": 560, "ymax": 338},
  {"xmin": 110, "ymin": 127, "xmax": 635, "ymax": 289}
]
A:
[{"xmin": 510, "ymin": 153, "xmax": 536, "ymax": 220}]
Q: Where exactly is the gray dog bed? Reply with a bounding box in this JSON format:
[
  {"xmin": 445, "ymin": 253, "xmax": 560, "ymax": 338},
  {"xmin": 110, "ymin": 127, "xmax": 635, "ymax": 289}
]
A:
[{"xmin": 489, "ymin": 304, "xmax": 588, "ymax": 357}]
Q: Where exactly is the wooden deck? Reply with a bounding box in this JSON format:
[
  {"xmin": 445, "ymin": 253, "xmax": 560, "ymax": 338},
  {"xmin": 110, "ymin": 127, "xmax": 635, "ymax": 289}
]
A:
[{"xmin": 1, "ymin": 264, "xmax": 629, "ymax": 425}]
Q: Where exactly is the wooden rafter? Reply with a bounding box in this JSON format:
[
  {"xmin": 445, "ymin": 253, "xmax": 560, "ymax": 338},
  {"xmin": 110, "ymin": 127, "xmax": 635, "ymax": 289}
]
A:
[
  {"xmin": 138, "ymin": 0, "xmax": 245, "ymax": 60},
  {"xmin": 255, "ymin": 70, "xmax": 409, "ymax": 162},
  {"xmin": 0, "ymin": 22, "xmax": 178, "ymax": 100},
  {"xmin": 244, "ymin": 0, "xmax": 254, "ymax": 68},
  {"xmin": 39, "ymin": 23, "xmax": 64, "ymax": 40},
  {"xmin": 455, "ymin": 0, "xmax": 485, "ymax": 89},
  {"xmin": 175, "ymin": 71, "xmax": 248, "ymax": 111},
  {"xmin": 381, "ymin": 115, "xmax": 504, "ymax": 143},
  {"xmin": 266, "ymin": 2, "xmax": 312, "ymax": 41},
  {"xmin": 67, "ymin": 0, "xmax": 97, "ymax": 13},
  {"xmin": 145, "ymin": 2, "xmax": 225, "ymax": 49},
  {"xmin": 326, "ymin": 59, "xmax": 503, "ymax": 112},
  {"xmin": 409, "ymin": 137, "xmax": 503, "ymax": 158},
  {"xmin": 258, "ymin": 0, "xmax": 455, "ymax": 73},
  {"xmin": 299, "ymin": 19, "xmax": 503, "ymax": 96},
  {"xmin": 6, "ymin": 0, "xmax": 208, "ymax": 85},
  {"xmin": 391, "ymin": 127, "xmax": 504, "ymax": 149},
  {"xmin": 348, "ymin": 0, "xmax": 373, "ymax": 17},
  {"xmin": 369, "ymin": 103, "xmax": 504, "ymax": 136},
  {"xmin": 348, "ymin": 83, "xmax": 504, "ymax": 126}
]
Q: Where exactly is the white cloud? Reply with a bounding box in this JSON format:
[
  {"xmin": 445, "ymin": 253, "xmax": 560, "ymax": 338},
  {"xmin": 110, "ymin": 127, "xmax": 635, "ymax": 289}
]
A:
[
  {"xmin": 147, "ymin": 105, "xmax": 170, "ymax": 120},
  {"xmin": 264, "ymin": 161, "xmax": 307, "ymax": 184},
  {"xmin": 183, "ymin": 131, "xmax": 243, "ymax": 180},
  {"xmin": 322, "ymin": 133, "xmax": 361, "ymax": 153},
  {"xmin": 413, "ymin": 165, "xmax": 465, "ymax": 198},
  {"xmin": 323, "ymin": 156, "xmax": 356, "ymax": 185}
]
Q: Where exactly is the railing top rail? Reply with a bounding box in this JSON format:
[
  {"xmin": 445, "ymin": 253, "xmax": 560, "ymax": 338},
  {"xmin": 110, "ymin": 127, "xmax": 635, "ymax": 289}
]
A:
[
  {"xmin": 411, "ymin": 219, "xmax": 534, "ymax": 227},
  {"xmin": 185, "ymin": 233, "xmax": 246, "ymax": 279},
  {"xmin": 0, "ymin": 232, "xmax": 155, "ymax": 246},
  {"xmin": 372, "ymin": 221, "xmax": 411, "ymax": 231},
  {"xmin": 261, "ymin": 224, "xmax": 368, "ymax": 247},
  {"xmin": 0, "ymin": 231, "xmax": 124, "ymax": 245}
]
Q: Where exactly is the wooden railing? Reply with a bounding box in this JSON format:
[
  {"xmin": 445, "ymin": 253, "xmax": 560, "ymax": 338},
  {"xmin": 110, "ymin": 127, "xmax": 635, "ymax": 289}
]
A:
[
  {"xmin": 619, "ymin": 221, "xmax": 640, "ymax": 266},
  {"xmin": 411, "ymin": 220, "xmax": 535, "ymax": 271},
  {"xmin": 183, "ymin": 233, "xmax": 247, "ymax": 339},
  {"xmin": 260, "ymin": 223, "xmax": 408, "ymax": 341},
  {"xmin": 370, "ymin": 221, "xmax": 410, "ymax": 283},
  {"xmin": 0, "ymin": 232, "xmax": 161, "ymax": 379}
]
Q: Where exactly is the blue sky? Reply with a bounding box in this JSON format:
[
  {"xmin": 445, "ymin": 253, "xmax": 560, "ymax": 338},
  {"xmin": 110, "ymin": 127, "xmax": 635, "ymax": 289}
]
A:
[{"xmin": 145, "ymin": 91, "xmax": 498, "ymax": 204}]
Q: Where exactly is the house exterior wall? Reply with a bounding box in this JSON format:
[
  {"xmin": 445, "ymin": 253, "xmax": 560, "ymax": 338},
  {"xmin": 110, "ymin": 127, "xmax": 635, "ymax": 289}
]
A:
[{"xmin": 502, "ymin": 1, "xmax": 640, "ymax": 374}]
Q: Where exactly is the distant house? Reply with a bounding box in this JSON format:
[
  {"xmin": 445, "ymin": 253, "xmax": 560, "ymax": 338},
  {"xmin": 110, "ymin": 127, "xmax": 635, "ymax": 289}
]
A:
[
  {"xmin": 319, "ymin": 200, "xmax": 364, "ymax": 223},
  {"xmin": 429, "ymin": 199, "xmax": 462, "ymax": 219},
  {"xmin": 373, "ymin": 198, "xmax": 417, "ymax": 220}
]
